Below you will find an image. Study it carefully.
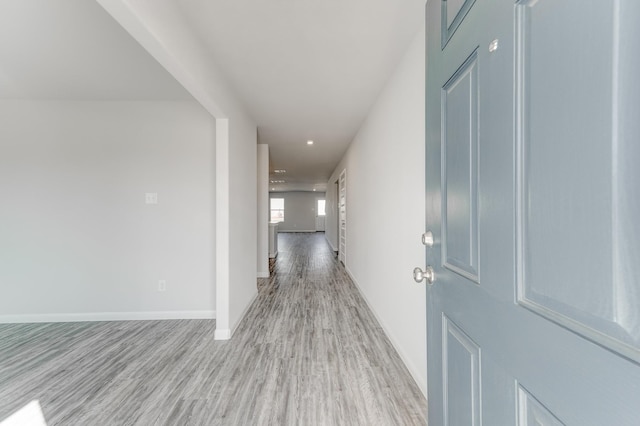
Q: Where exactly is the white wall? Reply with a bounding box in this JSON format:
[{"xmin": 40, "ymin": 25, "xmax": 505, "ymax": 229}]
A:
[
  {"xmin": 0, "ymin": 100, "xmax": 216, "ymax": 321},
  {"xmin": 270, "ymin": 192, "xmax": 325, "ymax": 232},
  {"xmin": 257, "ymin": 145, "xmax": 270, "ymax": 277},
  {"xmin": 227, "ymin": 119, "xmax": 257, "ymax": 333},
  {"xmin": 326, "ymin": 25, "xmax": 427, "ymax": 396},
  {"xmin": 96, "ymin": 0, "xmax": 259, "ymax": 339}
]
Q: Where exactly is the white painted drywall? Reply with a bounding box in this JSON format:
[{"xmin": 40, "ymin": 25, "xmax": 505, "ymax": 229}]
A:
[
  {"xmin": 227, "ymin": 120, "xmax": 258, "ymax": 334},
  {"xmin": 0, "ymin": 100, "xmax": 216, "ymax": 321},
  {"xmin": 270, "ymin": 192, "xmax": 325, "ymax": 232},
  {"xmin": 0, "ymin": 0, "xmax": 193, "ymax": 101},
  {"xmin": 326, "ymin": 25, "xmax": 427, "ymax": 396},
  {"xmin": 96, "ymin": 0, "xmax": 259, "ymax": 339},
  {"xmin": 257, "ymin": 145, "xmax": 270, "ymax": 277}
]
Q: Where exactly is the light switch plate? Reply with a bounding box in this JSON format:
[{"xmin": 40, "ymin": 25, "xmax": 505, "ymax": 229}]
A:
[{"xmin": 145, "ymin": 193, "xmax": 158, "ymax": 205}]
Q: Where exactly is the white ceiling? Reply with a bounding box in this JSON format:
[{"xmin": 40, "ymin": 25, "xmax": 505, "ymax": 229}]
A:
[
  {"xmin": 175, "ymin": 0, "xmax": 425, "ymax": 192},
  {"xmin": 1, "ymin": 0, "xmax": 425, "ymax": 192},
  {"xmin": 0, "ymin": 0, "xmax": 192, "ymax": 100}
]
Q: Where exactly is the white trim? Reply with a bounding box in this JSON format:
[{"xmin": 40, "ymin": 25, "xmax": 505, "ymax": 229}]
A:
[
  {"xmin": 338, "ymin": 169, "xmax": 347, "ymax": 265},
  {"xmin": 277, "ymin": 230, "xmax": 316, "ymax": 233},
  {"xmin": 231, "ymin": 289, "xmax": 259, "ymax": 337},
  {"xmin": 0, "ymin": 310, "xmax": 216, "ymax": 324},
  {"xmin": 214, "ymin": 328, "xmax": 231, "ymax": 340},
  {"xmin": 344, "ymin": 266, "xmax": 428, "ymax": 399},
  {"xmin": 257, "ymin": 272, "xmax": 269, "ymax": 278},
  {"xmin": 215, "ymin": 287, "xmax": 259, "ymax": 340}
]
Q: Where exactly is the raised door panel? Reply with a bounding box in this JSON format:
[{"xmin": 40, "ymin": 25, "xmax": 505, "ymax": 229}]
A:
[
  {"xmin": 515, "ymin": 0, "xmax": 640, "ymax": 362},
  {"xmin": 442, "ymin": 316, "xmax": 481, "ymax": 426},
  {"xmin": 442, "ymin": 50, "xmax": 479, "ymax": 283},
  {"xmin": 517, "ymin": 386, "xmax": 564, "ymax": 426},
  {"xmin": 442, "ymin": 0, "xmax": 477, "ymax": 48}
]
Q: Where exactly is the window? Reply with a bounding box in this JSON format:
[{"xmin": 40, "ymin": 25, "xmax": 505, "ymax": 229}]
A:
[
  {"xmin": 317, "ymin": 199, "xmax": 326, "ymax": 216},
  {"xmin": 270, "ymin": 198, "xmax": 284, "ymax": 223}
]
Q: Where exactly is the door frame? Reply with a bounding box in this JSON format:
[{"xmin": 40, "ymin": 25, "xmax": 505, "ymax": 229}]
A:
[
  {"xmin": 315, "ymin": 196, "xmax": 326, "ymax": 232},
  {"xmin": 338, "ymin": 169, "xmax": 347, "ymax": 265}
]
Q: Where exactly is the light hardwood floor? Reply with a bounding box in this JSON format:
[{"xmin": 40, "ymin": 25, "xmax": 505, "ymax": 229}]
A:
[{"xmin": 0, "ymin": 232, "xmax": 427, "ymax": 425}]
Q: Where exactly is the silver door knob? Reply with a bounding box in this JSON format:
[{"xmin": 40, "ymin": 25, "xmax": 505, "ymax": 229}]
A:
[
  {"xmin": 413, "ymin": 266, "xmax": 435, "ymax": 284},
  {"xmin": 422, "ymin": 231, "xmax": 434, "ymax": 247}
]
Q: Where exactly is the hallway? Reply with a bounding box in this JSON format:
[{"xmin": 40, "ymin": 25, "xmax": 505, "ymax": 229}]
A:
[
  {"xmin": 253, "ymin": 232, "xmax": 427, "ymax": 424},
  {"xmin": 0, "ymin": 232, "xmax": 427, "ymax": 425}
]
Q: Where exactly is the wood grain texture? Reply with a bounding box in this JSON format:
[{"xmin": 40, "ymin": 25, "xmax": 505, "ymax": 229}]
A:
[{"xmin": 0, "ymin": 232, "xmax": 427, "ymax": 425}]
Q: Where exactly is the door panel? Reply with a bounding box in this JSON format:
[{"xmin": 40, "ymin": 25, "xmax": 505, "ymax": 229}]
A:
[
  {"xmin": 442, "ymin": 50, "xmax": 479, "ymax": 282},
  {"xmin": 515, "ymin": 0, "xmax": 640, "ymax": 361},
  {"xmin": 445, "ymin": 0, "xmax": 467, "ymax": 28},
  {"xmin": 426, "ymin": 0, "xmax": 640, "ymax": 424},
  {"xmin": 442, "ymin": 0, "xmax": 477, "ymax": 48},
  {"xmin": 443, "ymin": 315, "xmax": 481, "ymax": 426},
  {"xmin": 517, "ymin": 386, "xmax": 564, "ymax": 426}
]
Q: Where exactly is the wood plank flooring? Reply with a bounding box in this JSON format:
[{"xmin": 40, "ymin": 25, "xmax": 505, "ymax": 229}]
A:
[{"xmin": 0, "ymin": 232, "xmax": 427, "ymax": 425}]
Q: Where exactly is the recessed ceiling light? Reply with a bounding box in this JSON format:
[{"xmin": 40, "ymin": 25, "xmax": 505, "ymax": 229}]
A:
[
  {"xmin": 313, "ymin": 188, "xmax": 316, "ymax": 191},
  {"xmin": 274, "ymin": 169, "xmax": 286, "ymax": 174},
  {"xmin": 270, "ymin": 180, "xmax": 285, "ymax": 183},
  {"xmin": 271, "ymin": 188, "xmax": 275, "ymax": 191},
  {"xmin": 307, "ymin": 140, "xmax": 314, "ymax": 145}
]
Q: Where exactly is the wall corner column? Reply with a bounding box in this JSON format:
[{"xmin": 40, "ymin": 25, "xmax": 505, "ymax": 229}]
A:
[{"xmin": 214, "ymin": 118, "xmax": 231, "ymax": 340}]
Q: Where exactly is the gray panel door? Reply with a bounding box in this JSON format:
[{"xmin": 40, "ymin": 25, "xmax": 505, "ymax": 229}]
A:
[{"xmin": 425, "ymin": 0, "xmax": 640, "ymax": 424}]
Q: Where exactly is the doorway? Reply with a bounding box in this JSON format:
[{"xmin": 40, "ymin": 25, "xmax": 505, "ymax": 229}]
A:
[{"xmin": 315, "ymin": 198, "xmax": 326, "ymax": 232}]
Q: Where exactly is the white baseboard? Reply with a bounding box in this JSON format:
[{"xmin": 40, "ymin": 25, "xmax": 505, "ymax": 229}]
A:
[
  {"xmin": 0, "ymin": 310, "xmax": 216, "ymax": 324},
  {"xmin": 344, "ymin": 266, "xmax": 428, "ymax": 399},
  {"xmin": 231, "ymin": 289, "xmax": 259, "ymax": 337},
  {"xmin": 257, "ymin": 271, "xmax": 269, "ymax": 278},
  {"xmin": 214, "ymin": 328, "xmax": 231, "ymax": 340},
  {"xmin": 214, "ymin": 289, "xmax": 260, "ymax": 341},
  {"xmin": 325, "ymin": 236, "xmax": 337, "ymax": 252}
]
